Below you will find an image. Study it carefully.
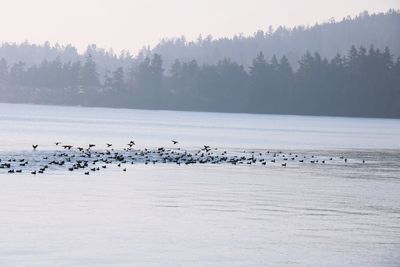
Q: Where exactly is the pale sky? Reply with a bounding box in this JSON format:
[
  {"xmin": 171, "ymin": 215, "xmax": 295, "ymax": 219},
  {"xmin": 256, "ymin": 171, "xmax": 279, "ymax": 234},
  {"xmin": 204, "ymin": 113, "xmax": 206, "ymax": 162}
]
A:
[{"xmin": 0, "ymin": 0, "xmax": 398, "ymax": 54}]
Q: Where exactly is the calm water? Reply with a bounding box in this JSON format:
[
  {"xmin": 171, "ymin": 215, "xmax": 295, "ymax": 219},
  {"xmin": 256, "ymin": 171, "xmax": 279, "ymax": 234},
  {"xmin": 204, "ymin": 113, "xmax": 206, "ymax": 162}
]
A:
[{"xmin": 0, "ymin": 103, "xmax": 399, "ymax": 266}]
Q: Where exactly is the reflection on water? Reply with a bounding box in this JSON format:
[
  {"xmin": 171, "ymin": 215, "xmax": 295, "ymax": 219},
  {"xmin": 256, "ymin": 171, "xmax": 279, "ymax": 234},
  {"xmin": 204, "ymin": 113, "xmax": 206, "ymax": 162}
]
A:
[
  {"xmin": 1, "ymin": 152, "xmax": 398, "ymax": 266},
  {"xmin": 0, "ymin": 103, "xmax": 400, "ymax": 151},
  {"xmin": 0, "ymin": 103, "xmax": 399, "ymax": 266}
]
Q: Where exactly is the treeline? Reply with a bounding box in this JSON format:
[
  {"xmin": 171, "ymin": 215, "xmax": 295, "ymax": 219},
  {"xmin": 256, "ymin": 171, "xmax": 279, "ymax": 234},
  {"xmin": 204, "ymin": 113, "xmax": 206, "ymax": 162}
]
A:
[
  {"xmin": 0, "ymin": 10, "xmax": 398, "ymax": 71},
  {"xmin": 0, "ymin": 45, "xmax": 399, "ymax": 118},
  {"xmin": 149, "ymin": 9, "xmax": 400, "ymax": 68}
]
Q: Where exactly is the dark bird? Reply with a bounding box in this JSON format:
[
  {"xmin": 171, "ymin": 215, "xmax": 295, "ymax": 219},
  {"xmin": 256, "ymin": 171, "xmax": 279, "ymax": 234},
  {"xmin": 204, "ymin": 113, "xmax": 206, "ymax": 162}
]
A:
[
  {"xmin": 62, "ymin": 145, "xmax": 73, "ymax": 150},
  {"xmin": 32, "ymin": 144, "xmax": 38, "ymax": 151},
  {"xmin": 172, "ymin": 140, "xmax": 179, "ymax": 145},
  {"xmin": 107, "ymin": 143, "xmax": 112, "ymax": 147},
  {"xmin": 203, "ymin": 145, "xmax": 211, "ymax": 152},
  {"xmin": 88, "ymin": 144, "xmax": 96, "ymax": 149},
  {"xmin": 55, "ymin": 142, "xmax": 61, "ymax": 146}
]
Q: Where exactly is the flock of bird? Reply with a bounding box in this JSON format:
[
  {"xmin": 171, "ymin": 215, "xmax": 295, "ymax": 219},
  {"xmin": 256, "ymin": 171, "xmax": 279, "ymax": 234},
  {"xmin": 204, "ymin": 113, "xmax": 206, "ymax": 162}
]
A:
[{"xmin": 0, "ymin": 140, "xmax": 365, "ymax": 175}]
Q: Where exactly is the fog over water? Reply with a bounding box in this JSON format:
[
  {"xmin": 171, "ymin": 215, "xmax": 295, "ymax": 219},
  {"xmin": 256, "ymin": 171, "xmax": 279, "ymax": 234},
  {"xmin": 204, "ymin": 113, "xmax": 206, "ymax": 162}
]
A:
[
  {"xmin": 0, "ymin": 103, "xmax": 399, "ymax": 266},
  {"xmin": 1, "ymin": 103, "xmax": 400, "ymax": 151},
  {"xmin": 0, "ymin": 1, "xmax": 399, "ymax": 265}
]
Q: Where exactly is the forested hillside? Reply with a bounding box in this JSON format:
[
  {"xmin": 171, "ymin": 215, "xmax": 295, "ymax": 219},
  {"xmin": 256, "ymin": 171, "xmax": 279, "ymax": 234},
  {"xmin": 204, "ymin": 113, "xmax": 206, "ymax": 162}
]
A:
[
  {"xmin": 0, "ymin": 10, "xmax": 399, "ymax": 117},
  {"xmin": 0, "ymin": 10, "xmax": 398, "ymax": 72},
  {"xmin": 0, "ymin": 45, "xmax": 398, "ymax": 118}
]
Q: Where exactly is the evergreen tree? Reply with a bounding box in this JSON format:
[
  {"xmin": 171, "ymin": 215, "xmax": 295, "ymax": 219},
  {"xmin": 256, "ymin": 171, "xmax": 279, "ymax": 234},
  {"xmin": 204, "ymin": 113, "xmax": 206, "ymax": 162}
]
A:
[
  {"xmin": 0, "ymin": 58, "xmax": 8, "ymax": 88},
  {"xmin": 112, "ymin": 67, "xmax": 125, "ymax": 92},
  {"xmin": 80, "ymin": 54, "xmax": 99, "ymax": 88}
]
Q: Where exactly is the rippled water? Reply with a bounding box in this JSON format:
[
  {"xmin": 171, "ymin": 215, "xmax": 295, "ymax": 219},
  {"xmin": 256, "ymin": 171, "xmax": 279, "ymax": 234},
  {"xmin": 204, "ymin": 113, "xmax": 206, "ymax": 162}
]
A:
[{"xmin": 0, "ymin": 103, "xmax": 399, "ymax": 266}]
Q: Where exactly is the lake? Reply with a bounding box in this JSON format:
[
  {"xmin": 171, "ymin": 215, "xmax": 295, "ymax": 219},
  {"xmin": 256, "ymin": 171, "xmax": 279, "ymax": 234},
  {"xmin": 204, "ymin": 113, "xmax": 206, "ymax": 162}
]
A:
[{"xmin": 0, "ymin": 103, "xmax": 399, "ymax": 266}]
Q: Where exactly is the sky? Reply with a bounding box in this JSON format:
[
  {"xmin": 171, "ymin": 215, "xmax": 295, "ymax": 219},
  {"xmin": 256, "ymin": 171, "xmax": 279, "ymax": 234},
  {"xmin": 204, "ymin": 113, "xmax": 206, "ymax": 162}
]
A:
[{"xmin": 0, "ymin": 0, "xmax": 398, "ymax": 54}]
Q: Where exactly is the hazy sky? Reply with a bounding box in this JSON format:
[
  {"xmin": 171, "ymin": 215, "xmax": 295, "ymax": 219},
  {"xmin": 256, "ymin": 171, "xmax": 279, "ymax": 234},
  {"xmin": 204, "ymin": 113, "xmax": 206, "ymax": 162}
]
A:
[{"xmin": 0, "ymin": 0, "xmax": 398, "ymax": 54}]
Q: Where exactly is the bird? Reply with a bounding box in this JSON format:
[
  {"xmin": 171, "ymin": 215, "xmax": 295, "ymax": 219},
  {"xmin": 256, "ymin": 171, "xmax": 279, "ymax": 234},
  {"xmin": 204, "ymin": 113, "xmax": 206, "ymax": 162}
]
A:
[
  {"xmin": 55, "ymin": 142, "xmax": 61, "ymax": 146},
  {"xmin": 107, "ymin": 143, "xmax": 112, "ymax": 147},
  {"xmin": 172, "ymin": 140, "xmax": 179, "ymax": 145},
  {"xmin": 88, "ymin": 144, "xmax": 96, "ymax": 149},
  {"xmin": 32, "ymin": 144, "xmax": 38, "ymax": 151},
  {"xmin": 203, "ymin": 145, "xmax": 211, "ymax": 152}
]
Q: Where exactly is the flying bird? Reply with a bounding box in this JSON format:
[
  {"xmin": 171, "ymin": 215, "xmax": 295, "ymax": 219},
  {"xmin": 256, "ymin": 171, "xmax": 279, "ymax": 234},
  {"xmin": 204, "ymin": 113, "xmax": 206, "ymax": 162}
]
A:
[
  {"xmin": 32, "ymin": 144, "xmax": 38, "ymax": 151},
  {"xmin": 172, "ymin": 140, "xmax": 179, "ymax": 145},
  {"xmin": 203, "ymin": 145, "xmax": 211, "ymax": 152}
]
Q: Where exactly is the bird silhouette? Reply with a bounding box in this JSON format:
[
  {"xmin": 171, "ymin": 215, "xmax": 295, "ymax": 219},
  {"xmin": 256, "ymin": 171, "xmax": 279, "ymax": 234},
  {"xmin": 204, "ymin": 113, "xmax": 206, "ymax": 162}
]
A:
[
  {"xmin": 32, "ymin": 144, "xmax": 38, "ymax": 151},
  {"xmin": 172, "ymin": 140, "xmax": 179, "ymax": 145},
  {"xmin": 203, "ymin": 145, "xmax": 211, "ymax": 152}
]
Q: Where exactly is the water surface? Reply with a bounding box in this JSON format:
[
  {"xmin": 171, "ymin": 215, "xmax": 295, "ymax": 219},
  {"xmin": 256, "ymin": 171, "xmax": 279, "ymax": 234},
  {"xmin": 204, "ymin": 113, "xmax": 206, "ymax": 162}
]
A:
[{"xmin": 0, "ymin": 103, "xmax": 399, "ymax": 267}]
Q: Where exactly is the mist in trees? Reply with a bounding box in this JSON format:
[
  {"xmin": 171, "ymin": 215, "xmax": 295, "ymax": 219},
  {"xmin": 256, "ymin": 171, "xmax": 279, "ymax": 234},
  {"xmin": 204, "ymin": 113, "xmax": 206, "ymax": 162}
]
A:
[
  {"xmin": 0, "ymin": 10, "xmax": 398, "ymax": 73},
  {"xmin": 0, "ymin": 45, "xmax": 399, "ymax": 118},
  {"xmin": 0, "ymin": 10, "xmax": 398, "ymax": 118},
  {"xmin": 150, "ymin": 10, "xmax": 400, "ymax": 69}
]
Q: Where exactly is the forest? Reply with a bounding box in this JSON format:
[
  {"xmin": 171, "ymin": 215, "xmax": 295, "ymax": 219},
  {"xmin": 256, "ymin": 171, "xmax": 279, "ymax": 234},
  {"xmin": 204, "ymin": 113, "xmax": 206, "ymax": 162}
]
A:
[
  {"xmin": 0, "ymin": 45, "xmax": 399, "ymax": 118},
  {"xmin": 0, "ymin": 10, "xmax": 399, "ymax": 72}
]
